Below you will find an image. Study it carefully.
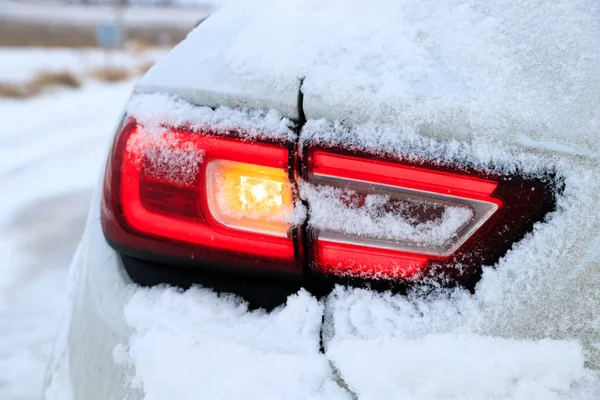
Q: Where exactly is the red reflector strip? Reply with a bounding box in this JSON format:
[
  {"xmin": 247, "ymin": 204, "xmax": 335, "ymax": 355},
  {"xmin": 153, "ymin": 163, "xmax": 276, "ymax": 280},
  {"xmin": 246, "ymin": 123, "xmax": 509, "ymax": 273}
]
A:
[
  {"xmin": 316, "ymin": 241, "xmax": 429, "ymax": 279},
  {"xmin": 311, "ymin": 151, "xmax": 498, "ymax": 199},
  {"xmin": 140, "ymin": 177, "xmax": 200, "ymax": 220}
]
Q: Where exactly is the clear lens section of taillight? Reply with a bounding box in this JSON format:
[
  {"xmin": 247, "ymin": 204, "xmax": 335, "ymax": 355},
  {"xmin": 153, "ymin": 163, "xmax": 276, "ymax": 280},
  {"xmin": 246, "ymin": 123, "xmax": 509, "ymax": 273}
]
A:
[
  {"xmin": 101, "ymin": 119, "xmax": 299, "ymax": 275},
  {"xmin": 303, "ymin": 177, "xmax": 500, "ymax": 257}
]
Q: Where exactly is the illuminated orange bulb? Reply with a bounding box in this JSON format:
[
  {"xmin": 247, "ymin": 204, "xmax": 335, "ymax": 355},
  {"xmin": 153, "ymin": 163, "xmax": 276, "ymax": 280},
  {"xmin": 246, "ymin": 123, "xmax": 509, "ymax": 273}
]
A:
[
  {"xmin": 239, "ymin": 176, "xmax": 285, "ymax": 212},
  {"xmin": 206, "ymin": 160, "xmax": 293, "ymax": 236}
]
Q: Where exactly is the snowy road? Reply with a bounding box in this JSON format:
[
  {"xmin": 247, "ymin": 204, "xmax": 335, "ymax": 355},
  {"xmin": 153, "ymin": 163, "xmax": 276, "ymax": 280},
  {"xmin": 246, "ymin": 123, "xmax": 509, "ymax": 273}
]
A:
[{"xmin": 0, "ymin": 82, "xmax": 134, "ymax": 399}]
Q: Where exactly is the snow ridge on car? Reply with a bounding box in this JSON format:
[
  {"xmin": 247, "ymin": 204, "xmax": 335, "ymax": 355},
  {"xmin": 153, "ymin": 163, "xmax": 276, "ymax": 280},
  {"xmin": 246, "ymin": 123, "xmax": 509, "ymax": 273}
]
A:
[{"xmin": 142, "ymin": 0, "xmax": 600, "ymax": 154}]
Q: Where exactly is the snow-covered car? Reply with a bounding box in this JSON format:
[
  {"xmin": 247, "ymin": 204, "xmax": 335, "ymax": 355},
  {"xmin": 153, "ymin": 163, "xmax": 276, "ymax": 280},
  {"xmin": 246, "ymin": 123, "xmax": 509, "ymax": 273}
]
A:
[{"xmin": 45, "ymin": 1, "xmax": 600, "ymax": 399}]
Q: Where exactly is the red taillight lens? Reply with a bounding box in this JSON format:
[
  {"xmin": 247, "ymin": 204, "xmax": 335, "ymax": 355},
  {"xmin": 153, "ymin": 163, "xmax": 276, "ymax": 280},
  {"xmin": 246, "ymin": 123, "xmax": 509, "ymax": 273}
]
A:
[
  {"xmin": 101, "ymin": 119, "xmax": 299, "ymax": 276},
  {"xmin": 303, "ymin": 147, "xmax": 554, "ymax": 282}
]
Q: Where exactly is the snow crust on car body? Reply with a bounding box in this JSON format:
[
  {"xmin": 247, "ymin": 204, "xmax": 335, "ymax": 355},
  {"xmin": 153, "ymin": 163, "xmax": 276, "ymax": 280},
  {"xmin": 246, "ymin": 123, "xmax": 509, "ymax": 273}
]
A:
[
  {"xmin": 326, "ymin": 330, "xmax": 599, "ymax": 400},
  {"xmin": 127, "ymin": 93, "xmax": 296, "ymax": 142},
  {"xmin": 135, "ymin": 2, "xmax": 301, "ymax": 122},
  {"xmin": 297, "ymin": 0, "xmax": 600, "ymax": 157},
  {"xmin": 141, "ymin": 0, "xmax": 600, "ymax": 156},
  {"xmin": 301, "ymin": 118, "xmax": 600, "ymax": 364},
  {"xmin": 117, "ymin": 94, "xmax": 600, "ymax": 398},
  {"xmin": 116, "ymin": 288, "xmax": 351, "ymax": 400}
]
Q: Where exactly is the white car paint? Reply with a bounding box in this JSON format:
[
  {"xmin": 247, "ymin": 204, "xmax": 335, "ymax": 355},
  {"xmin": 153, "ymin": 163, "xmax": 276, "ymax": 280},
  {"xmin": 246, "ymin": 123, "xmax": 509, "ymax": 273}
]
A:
[{"xmin": 45, "ymin": 186, "xmax": 140, "ymax": 400}]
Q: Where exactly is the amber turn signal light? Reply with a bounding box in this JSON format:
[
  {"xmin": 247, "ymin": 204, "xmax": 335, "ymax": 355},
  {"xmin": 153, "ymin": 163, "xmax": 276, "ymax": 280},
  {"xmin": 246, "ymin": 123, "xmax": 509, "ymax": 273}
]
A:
[{"xmin": 205, "ymin": 160, "xmax": 293, "ymax": 236}]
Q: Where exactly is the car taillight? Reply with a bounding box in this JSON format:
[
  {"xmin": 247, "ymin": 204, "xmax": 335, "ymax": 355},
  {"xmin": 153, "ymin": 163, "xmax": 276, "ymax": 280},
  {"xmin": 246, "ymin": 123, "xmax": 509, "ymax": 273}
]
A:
[
  {"xmin": 101, "ymin": 119, "xmax": 300, "ymax": 276},
  {"xmin": 101, "ymin": 115, "xmax": 556, "ymax": 287},
  {"xmin": 303, "ymin": 147, "xmax": 556, "ymax": 284}
]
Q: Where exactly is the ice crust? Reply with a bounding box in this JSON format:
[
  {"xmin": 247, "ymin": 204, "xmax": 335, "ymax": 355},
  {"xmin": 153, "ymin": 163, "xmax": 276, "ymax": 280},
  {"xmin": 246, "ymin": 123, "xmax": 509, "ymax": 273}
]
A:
[
  {"xmin": 127, "ymin": 93, "xmax": 296, "ymax": 142},
  {"xmin": 120, "ymin": 288, "xmax": 350, "ymax": 400},
  {"xmin": 221, "ymin": 0, "xmax": 600, "ymax": 155},
  {"xmin": 125, "ymin": 93, "xmax": 296, "ymax": 185}
]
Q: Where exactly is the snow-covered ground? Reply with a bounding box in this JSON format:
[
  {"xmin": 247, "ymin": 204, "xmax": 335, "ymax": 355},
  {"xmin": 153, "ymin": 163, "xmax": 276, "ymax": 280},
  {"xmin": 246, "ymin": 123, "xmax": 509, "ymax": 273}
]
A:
[
  {"xmin": 0, "ymin": 1, "xmax": 213, "ymax": 27},
  {"xmin": 0, "ymin": 80, "xmax": 135, "ymax": 399},
  {"xmin": 0, "ymin": 48, "xmax": 167, "ymax": 86}
]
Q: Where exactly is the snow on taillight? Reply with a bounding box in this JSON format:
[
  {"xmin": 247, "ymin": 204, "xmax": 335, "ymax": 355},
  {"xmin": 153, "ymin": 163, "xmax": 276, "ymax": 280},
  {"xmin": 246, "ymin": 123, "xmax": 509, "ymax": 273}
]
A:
[
  {"xmin": 101, "ymin": 110, "xmax": 555, "ymax": 286},
  {"xmin": 303, "ymin": 147, "xmax": 554, "ymax": 283},
  {"xmin": 101, "ymin": 119, "xmax": 299, "ymax": 276}
]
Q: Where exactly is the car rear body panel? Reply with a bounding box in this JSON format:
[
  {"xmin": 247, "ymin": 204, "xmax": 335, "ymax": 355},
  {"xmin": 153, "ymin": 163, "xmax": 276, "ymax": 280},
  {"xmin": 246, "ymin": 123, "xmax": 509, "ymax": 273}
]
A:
[
  {"xmin": 45, "ymin": 185, "xmax": 141, "ymax": 400},
  {"xmin": 138, "ymin": 0, "xmax": 600, "ymax": 158},
  {"xmin": 136, "ymin": 1, "xmax": 301, "ymax": 122}
]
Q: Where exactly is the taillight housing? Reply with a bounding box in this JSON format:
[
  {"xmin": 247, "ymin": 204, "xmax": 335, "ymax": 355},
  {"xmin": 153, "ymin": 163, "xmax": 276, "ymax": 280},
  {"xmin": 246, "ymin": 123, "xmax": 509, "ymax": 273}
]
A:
[
  {"xmin": 101, "ymin": 114, "xmax": 557, "ymax": 289},
  {"xmin": 101, "ymin": 119, "xmax": 301, "ymax": 276},
  {"xmin": 302, "ymin": 146, "xmax": 557, "ymax": 285}
]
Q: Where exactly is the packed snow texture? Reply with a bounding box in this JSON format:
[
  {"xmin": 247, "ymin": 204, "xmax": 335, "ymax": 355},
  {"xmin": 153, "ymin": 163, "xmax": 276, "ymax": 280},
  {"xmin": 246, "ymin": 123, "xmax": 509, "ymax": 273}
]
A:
[
  {"xmin": 119, "ymin": 288, "xmax": 350, "ymax": 400},
  {"xmin": 194, "ymin": 0, "xmax": 600, "ymax": 154},
  {"xmin": 127, "ymin": 129, "xmax": 205, "ymax": 186},
  {"xmin": 301, "ymin": 183, "xmax": 474, "ymax": 248},
  {"xmin": 122, "ymin": 285, "xmax": 600, "ymax": 400},
  {"xmin": 127, "ymin": 93, "xmax": 296, "ymax": 141},
  {"xmin": 327, "ymin": 328, "xmax": 600, "ymax": 400}
]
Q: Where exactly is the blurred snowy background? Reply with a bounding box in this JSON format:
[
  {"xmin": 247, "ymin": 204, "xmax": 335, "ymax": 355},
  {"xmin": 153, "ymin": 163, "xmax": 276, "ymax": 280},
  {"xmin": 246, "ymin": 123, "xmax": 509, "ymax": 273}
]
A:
[{"xmin": 0, "ymin": 1, "xmax": 218, "ymax": 398}]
